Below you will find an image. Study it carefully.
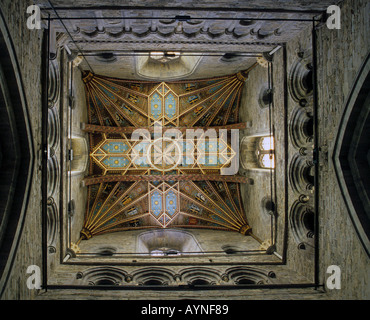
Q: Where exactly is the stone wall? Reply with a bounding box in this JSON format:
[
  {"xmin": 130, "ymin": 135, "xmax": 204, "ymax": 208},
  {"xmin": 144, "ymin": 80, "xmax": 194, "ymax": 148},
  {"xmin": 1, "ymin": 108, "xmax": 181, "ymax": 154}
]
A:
[
  {"xmin": 0, "ymin": 0, "xmax": 43, "ymax": 300},
  {"xmin": 36, "ymin": 286, "xmax": 326, "ymax": 300},
  {"xmin": 238, "ymin": 24, "xmax": 316, "ymax": 282},
  {"xmin": 43, "ymin": 260, "xmax": 315, "ymax": 287},
  {"xmin": 275, "ymin": 21, "xmax": 316, "ymax": 282},
  {"xmin": 76, "ymin": 228, "xmax": 261, "ymax": 255},
  {"xmin": 33, "ymin": 0, "xmax": 340, "ymax": 62},
  {"xmin": 35, "ymin": 0, "xmax": 337, "ymax": 10},
  {"xmin": 315, "ymin": 0, "xmax": 370, "ymax": 299},
  {"xmin": 238, "ymin": 0, "xmax": 370, "ymax": 298},
  {"xmin": 68, "ymin": 66, "xmax": 89, "ymax": 251},
  {"xmin": 239, "ymin": 64, "xmax": 277, "ymax": 248}
]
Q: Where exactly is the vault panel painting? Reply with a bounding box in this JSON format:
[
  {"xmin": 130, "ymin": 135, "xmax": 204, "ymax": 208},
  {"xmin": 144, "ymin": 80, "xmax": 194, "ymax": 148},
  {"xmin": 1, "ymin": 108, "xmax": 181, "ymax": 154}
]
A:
[
  {"xmin": 88, "ymin": 132, "xmax": 235, "ymax": 175},
  {"xmin": 80, "ymin": 180, "xmax": 250, "ymax": 241},
  {"xmin": 82, "ymin": 66, "xmax": 253, "ymax": 128}
]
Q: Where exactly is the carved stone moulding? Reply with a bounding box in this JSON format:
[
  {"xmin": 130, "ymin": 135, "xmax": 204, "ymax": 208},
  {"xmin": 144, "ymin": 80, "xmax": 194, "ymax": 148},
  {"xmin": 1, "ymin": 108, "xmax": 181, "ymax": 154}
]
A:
[
  {"xmin": 288, "ymin": 153, "xmax": 315, "ymax": 195},
  {"xmin": 288, "ymin": 106, "xmax": 313, "ymax": 149},
  {"xmin": 289, "ymin": 200, "xmax": 315, "ymax": 251},
  {"xmin": 288, "ymin": 49, "xmax": 313, "ymax": 104}
]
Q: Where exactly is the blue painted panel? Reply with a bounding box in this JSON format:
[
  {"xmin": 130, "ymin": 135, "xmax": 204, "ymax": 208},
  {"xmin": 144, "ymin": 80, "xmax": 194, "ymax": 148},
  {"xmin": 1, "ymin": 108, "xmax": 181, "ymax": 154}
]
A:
[
  {"xmin": 151, "ymin": 93, "xmax": 162, "ymax": 119},
  {"xmin": 151, "ymin": 191, "xmax": 162, "ymax": 216},
  {"xmin": 96, "ymin": 83, "xmax": 116, "ymax": 100},
  {"xmin": 102, "ymin": 156, "xmax": 130, "ymax": 168},
  {"xmin": 165, "ymin": 191, "xmax": 177, "ymax": 216},
  {"xmin": 165, "ymin": 93, "xmax": 176, "ymax": 119},
  {"xmin": 102, "ymin": 141, "xmax": 129, "ymax": 153}
]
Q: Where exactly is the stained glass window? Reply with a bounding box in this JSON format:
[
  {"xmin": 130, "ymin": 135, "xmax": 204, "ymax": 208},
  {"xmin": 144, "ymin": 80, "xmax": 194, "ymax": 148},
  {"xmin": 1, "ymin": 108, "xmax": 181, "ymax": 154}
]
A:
[{"xmin": 257, "ymin": 136, "xmax": 275, "ymax": 169}]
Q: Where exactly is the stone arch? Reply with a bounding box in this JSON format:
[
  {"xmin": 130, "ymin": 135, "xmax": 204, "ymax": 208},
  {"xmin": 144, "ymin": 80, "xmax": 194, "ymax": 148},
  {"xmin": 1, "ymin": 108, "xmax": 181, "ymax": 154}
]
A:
[
  {"xmin": 179, "ymin": 267, "xmax": 222, "ymax": 285},
  {"xmin": 288, "ymin": 49, "xmax": 313, "ymax": 104},
  {"xmin": 47, "ymin": 155, "xmax": 60, "ymax": 197},
  {"xmin": 69, "ymin": 136, "xmax": 88, "ymax": 175},
  {"xmin": 225, "ymin": 266, "xmax": 272, "ymax": 285},
  {"xmin": 333, "ymin": 52, "xmax": 370, "ymax": 257},
  {"xmin": 136, "ymin": 229, "xmax": 203, "ymax": 255},
  {"xmin": 48, "ymin": 58, "xmax": 60, "ymax": 108},
  {"xmin": 48, "ymin": 106, "xmax": 60, "ymax": 153},
  {"xmin": 135, "ymin": 53, "xmax": 203, "ymax": 80},
  {"xmin": 289, "ymin": 200, "xmax": 315, "ymax": 251},
  {"xmin": 131, "ymin": 267, "xmax": 176, "ymax": 286},
  {"xmin": 46, "ymin": 197, "xmax": 58, "ymax": 253},
  {"xmin": 0, "ymin": 11, "xmax": 34, "ymax": 295},
  {"xmin": 289, "ymin": 106, "xmax": 314, "ymax": 149},
  {"xmin": 77, "ymin": 266, "xmax": 128, "ymax": 286}
]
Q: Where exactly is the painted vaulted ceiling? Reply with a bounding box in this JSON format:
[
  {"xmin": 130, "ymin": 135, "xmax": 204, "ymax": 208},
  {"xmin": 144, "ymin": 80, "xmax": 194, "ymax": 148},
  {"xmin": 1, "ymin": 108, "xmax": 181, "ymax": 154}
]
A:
[{"xmin": 78, "ymin": 67, "xmax": 257, "ymax": 244}]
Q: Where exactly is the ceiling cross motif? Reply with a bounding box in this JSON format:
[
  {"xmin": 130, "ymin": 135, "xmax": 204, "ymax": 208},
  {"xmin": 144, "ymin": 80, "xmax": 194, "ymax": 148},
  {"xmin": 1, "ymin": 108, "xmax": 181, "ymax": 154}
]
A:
[{"xmin": 89, "ymin": 131, "xmax": 235, "ymax": 175}]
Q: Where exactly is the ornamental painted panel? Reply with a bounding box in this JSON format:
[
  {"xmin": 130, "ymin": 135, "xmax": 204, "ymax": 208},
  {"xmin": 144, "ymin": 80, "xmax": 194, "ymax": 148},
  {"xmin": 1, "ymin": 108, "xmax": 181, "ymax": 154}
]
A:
[
  {"xmin": 150, "ymin": 93, "xmax": 162, "ymax": 119},
  {"xmin": 165, "ymin": 190, "xmax": 177, "ymax": 217},
  {"xmin": 165, "ymin": 93, "xmax": 176, "ymax": 119},
  {"xmin": 80, "ymin": 180, "xmax": 250, "ymax": 239},
  {"xmin": 151, "ymin": 191, "xmax": 162, "ymax": 217},
  {"xmin": 101, "ymin": 141, "xmax": 129, "ymax": 153},
  {"xmin": 102, "ymin": 156, "xmax": 130, "ymax": 168}
]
